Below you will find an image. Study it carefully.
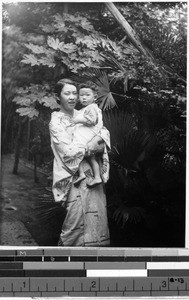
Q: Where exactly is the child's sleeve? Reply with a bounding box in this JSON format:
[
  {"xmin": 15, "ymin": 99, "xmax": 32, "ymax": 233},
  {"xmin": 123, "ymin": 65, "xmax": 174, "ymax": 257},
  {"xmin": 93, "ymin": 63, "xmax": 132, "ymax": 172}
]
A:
[{"xmin": 83, "ymin": 105, "xmax": 98, "ymax": 125}]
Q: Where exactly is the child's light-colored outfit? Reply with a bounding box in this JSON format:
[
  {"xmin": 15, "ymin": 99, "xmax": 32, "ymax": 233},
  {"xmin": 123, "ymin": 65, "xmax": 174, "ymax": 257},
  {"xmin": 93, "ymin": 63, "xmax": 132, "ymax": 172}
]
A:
[
  {"xmin": 73, "ymin": 103, "xmax": 103, "ymax": 149},
  {"xmin": 72, "ymin": 103, "xmax": 110, "ymax": 184}
]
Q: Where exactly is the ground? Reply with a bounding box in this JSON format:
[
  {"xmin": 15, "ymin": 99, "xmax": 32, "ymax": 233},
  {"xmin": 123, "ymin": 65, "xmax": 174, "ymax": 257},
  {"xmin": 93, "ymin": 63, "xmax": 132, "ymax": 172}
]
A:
[{"xmin": 0, "ymin": 154, "xmax": 63, "ymax": 246}]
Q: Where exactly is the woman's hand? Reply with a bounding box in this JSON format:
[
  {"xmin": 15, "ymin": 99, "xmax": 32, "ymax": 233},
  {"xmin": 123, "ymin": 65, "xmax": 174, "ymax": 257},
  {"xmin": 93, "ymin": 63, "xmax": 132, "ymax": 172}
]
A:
[
  {"xmin": 61, "ymin": 201, "xmax": 67, "ymax": 209},
  {"xmin": 86, "ymin": 136, "xmax": 105, "ymax": 156}
]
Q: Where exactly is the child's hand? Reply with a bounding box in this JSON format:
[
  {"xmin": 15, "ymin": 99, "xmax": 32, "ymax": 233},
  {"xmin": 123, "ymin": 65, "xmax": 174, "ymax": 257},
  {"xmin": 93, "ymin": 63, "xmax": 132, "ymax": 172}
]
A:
[
  {"xmin": 72, "ymin": 116, "xmax": 80, "ymax": 124},
  {"xmin": 73, "ymin": 115, "xmax": 86, "ymax": 124},
  {"xmin": 66, "ymin": 120, "xmax": 76, "ymax": 127},
  {"xmin": 67, "ymin": 116, "xmax": 86, "ymax": 127}
]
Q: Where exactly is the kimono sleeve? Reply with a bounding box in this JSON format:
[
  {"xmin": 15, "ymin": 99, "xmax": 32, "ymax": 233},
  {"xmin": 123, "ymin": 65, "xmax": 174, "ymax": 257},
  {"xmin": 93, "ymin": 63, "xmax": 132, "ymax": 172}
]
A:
[
  {"xmin": 49, "ymin": 112, "xmax": 85, "ymax": 168},
  {"xmin": 49, "ymin": 112, "xmax": 71, "ymax": 145},
  {"xmin": 97, "ymin": 126, "xmax": 111, "ymax": 149}
]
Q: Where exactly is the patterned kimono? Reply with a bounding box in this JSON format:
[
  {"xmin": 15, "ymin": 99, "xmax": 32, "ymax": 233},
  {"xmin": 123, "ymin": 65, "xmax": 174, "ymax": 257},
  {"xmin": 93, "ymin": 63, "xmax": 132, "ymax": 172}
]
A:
[{"xmin": 49, "ymin": 109, "xmax": 110, "ymax": 246}]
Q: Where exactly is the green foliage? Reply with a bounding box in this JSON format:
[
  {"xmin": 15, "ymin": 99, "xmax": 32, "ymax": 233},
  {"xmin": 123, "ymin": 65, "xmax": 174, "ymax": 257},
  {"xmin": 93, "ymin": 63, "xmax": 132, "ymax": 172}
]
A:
[
  {"xmin": 113, "ymin": 205, "xmax": 145, "ymax": 228},
  {"xmin": 103, "ymin": 108, "xmax": 157, "ymax": 227},
  {"xmin": 118, "ymin": 2, "xmax": 187, "ymax": 80},
  {"xmin": 2, "ymin": 25, "xmax": 31, "ymax": 98},
  {"xmin": 19, "ymin": 9, "xmax": 140, "ymax": 81},
  {"xmin": 13, "ymin": 84, "xmax": 59, "ymax": 119},
  {"xmin": 5, "ymin": 3, "xmax": 186, "ymax": 116},
  {"xmin": 103, "ymin": 98, "xmax": 185, "ymax": 231},
  {"xmin": 100, "ymin": 53, "xmax": 130, "ymax": 92}
]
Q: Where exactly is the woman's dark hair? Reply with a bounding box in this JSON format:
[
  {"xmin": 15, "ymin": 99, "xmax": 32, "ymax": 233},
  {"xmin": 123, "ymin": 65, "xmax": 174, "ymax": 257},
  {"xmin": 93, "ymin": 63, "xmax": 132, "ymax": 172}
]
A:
[{"xmin": 55, "ymin": 78, "xmax": 78, "ymax": 98}]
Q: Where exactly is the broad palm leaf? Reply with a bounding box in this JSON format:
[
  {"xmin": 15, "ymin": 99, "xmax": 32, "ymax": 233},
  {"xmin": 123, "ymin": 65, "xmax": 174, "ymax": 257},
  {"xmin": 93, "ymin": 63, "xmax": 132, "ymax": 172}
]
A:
[
  {"xmin": 35, "ymin": 195, "xmax": 67, "ymax": 244},
  {"xmin": 100, "ymin": 53, "xmax": 129, "ymax": 92},
  {"xmin": 103, "ymin": 108, "xmax": 153, "ymax": 170},
  {"xmin": 103, "ymin": 109, "xmax": 157, "ymax": 228},
  {"xmin": 103, "ymin": 108, "xmax": 135, "ymax": 147}
]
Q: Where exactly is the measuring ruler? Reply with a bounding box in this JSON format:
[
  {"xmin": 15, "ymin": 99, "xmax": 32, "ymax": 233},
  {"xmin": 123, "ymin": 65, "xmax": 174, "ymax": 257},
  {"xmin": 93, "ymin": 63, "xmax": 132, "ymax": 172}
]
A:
[
  {"xmin": 0, "ymin": 248, "xmax": 188, "ymax": 297},
  {"xmin": 0, "ymin": 276, "xmax": 189, "ymax": 297}
]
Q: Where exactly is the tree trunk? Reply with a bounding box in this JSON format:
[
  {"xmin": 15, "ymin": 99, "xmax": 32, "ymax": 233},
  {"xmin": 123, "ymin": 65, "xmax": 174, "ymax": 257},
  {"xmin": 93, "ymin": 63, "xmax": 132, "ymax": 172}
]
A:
[
  {"xmin": 26, "ymin": 118, "xmax": 31, "ymax": 160},
  {"xmin": 105, "ymin": 3, "xmax": 153, "ymax": 58},
  {"xmin": 33, "ymin": 153, "xmax": 39, "ymax": 183},
  {"xmin": 105, "ymin": 2, "xmax": 164, "ymax": 78},
  {"xmin": 2, "ymin": 103, "xmax": 14, "ymax": 153},
  {"xmin": 12, "ymin": 116, "xmax": 27, "ymax": 174}
]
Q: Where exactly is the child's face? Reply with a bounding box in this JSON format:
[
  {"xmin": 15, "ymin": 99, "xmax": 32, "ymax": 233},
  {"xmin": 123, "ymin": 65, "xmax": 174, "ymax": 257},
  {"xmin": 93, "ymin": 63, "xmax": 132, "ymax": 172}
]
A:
[{"xmin": 79, "ymin": 88, "xmax": 96, "ymax": 107}]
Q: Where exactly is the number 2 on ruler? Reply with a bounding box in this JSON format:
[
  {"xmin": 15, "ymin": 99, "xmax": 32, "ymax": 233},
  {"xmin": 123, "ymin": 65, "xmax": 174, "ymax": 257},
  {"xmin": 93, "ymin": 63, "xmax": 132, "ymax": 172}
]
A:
[{"xmin": 91, "ymin": 281, "xmax": 96, "ymax": 288}]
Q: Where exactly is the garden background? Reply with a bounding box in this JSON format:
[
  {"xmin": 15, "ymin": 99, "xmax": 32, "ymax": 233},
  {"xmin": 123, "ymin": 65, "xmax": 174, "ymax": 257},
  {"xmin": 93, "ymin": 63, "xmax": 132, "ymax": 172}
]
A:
[{"xmin": 1, "ymin": 2, "xmax": 187, "ymax": 246}]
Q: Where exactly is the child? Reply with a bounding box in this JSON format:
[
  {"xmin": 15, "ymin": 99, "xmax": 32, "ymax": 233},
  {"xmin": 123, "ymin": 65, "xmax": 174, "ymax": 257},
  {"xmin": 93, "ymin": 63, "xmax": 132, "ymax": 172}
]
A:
[{"xmin": 72, "ymin": 82, "xmax": 104, "ymax": 187}]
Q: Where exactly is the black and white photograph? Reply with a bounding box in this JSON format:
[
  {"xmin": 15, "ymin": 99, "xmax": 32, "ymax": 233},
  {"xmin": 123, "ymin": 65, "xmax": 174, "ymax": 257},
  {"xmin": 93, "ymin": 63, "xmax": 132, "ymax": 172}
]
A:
[{"xmin": 1, "ymin": 1, "xmax": 187, "ymax": 248}]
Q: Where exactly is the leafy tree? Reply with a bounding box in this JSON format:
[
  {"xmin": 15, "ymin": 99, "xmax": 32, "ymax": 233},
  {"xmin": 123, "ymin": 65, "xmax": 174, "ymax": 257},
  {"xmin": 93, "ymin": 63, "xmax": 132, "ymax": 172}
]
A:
[{"xmin": 118, "ymin": 2, "xmax": 187, "ymax": 81}]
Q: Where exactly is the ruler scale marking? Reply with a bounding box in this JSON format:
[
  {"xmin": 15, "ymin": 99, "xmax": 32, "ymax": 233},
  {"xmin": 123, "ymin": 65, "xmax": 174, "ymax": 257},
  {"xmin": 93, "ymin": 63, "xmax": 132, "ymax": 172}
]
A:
[{"xmin": 0, "ymin": 279, "xmax": 188, "ymax": 292}]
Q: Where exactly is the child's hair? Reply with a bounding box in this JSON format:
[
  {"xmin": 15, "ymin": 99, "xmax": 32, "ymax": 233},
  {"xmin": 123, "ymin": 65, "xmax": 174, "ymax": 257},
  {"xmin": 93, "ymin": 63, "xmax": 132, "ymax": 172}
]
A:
[{"xmin": 79, "ymin": 81, "xmax": 98, "ymax": 94}]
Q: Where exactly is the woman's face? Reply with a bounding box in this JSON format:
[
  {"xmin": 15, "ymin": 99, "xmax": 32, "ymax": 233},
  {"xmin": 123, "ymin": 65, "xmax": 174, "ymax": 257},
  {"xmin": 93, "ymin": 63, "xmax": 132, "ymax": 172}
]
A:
[{"xmin": 60, "ymin": 83, "xmax": 78, "ymax": 113}]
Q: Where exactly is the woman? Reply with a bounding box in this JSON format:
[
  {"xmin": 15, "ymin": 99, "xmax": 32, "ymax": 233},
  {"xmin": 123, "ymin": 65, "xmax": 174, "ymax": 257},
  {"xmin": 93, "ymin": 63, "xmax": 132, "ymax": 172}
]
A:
[{"xmin": 49, "ymin": 78, "xmax": 110, "ymax": 246}]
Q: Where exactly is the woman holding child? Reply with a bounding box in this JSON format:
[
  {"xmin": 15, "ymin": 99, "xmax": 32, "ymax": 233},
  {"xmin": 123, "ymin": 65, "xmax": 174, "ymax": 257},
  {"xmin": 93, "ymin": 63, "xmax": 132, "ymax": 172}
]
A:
[{"xmin": 49, "ymin": 78, "xmax": 110, "ymax": 246}]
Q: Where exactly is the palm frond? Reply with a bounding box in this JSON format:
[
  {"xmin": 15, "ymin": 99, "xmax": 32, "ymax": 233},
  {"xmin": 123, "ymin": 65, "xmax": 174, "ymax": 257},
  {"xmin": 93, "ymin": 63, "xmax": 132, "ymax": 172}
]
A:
[
  {"xmin": 103, "ymin": 108, "xmax": 135, "ymax": 146},
  {"xmin": 35, "ymin": 197, "xmax": 66, "ymax": 234},
  {"xmin": 100, "ymin": 53, "xmax": 125, "ymax": 72},
  {"xmin": 113, "ymin": 205, "xmax": 129, "ymax": 228},
  {"xmin": 100, "ymin": 53, "xmax": 129, "ymax": 92},
  {"xmin": 112, "ymin": 205, "xmax": 145, "ymax": 228},
  {"xmin": 129, "ymin": 207, "xmax": 146, "ymax": 224},
  {"xmin": 111, "ymin": 130, "xmax": 151, "ymax": 170},
  {"xmin": 104, "ymin": 108, "xmax": 157, "ymax": 170}
]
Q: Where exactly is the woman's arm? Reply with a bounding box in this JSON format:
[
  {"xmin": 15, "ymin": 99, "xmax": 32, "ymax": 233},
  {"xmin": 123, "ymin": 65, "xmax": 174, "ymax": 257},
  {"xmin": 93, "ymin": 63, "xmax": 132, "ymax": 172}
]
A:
[
  {"xmin": 97, "ymin": 126, "xmax": 111, "ymax": 149},
  {"xmin": 86, "ymin": 126, "xmax": 110, "ymax": 156},
  {"xmin": 49, "ymin": 112, "xmax": 84, "ymax": 170},
  {"xmin": 86, "ymin": 135, "xmax": 105, "ymax": 156},
  {"xmin": 99, "ymin": 126, "xmax": 111, "ymax": 148}
]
